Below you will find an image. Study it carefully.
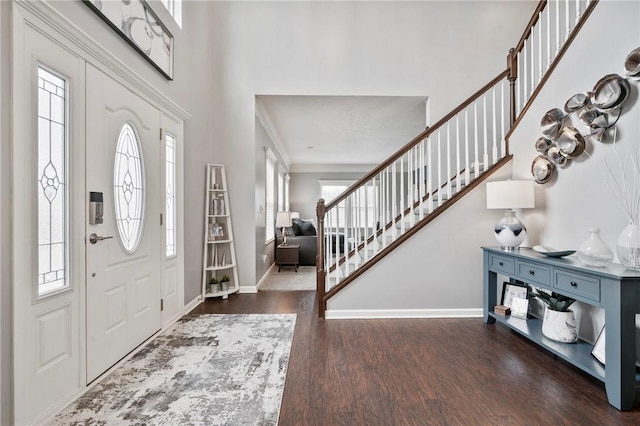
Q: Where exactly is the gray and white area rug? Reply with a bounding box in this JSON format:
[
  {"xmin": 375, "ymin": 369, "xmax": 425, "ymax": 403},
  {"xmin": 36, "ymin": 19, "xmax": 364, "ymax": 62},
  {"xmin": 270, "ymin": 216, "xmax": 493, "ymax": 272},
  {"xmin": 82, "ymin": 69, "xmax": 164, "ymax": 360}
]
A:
[
  {"xmin": 53, "ymin": 314, "xmax": 297, "ymax": 425},
  {"xmin": 260, "ymin": 265, "xmax": 316, "ymax": 291}
]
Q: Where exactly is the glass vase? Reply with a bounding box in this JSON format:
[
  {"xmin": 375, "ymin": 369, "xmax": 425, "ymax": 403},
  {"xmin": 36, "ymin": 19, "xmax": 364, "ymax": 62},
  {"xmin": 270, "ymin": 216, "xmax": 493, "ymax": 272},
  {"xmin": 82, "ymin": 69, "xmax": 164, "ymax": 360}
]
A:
[
  {"xmin": 577, "ymin": 227, "xmax": 613, "ymax": 267},
  {"xmin": 616, "ymin": 224, "xmax": 640, "ymax": 271}
]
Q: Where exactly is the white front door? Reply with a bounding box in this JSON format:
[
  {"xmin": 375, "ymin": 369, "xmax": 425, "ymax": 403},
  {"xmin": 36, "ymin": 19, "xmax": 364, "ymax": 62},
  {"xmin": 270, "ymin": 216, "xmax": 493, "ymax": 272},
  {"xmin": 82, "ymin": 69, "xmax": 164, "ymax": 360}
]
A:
[{"xmin": 85, "ymin": 64, "xmax": 162, "ymax": 383}]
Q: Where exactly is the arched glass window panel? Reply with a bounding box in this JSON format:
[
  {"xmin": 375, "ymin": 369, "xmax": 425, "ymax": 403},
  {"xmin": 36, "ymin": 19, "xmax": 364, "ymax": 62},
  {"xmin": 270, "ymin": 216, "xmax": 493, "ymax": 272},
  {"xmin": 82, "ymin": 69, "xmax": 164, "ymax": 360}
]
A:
[
  {"xmin": 114, "ymin": 122, "xmax": 145, "ymax": 254},
  {"xmin": 37, "ymin": 66, "xmax": 69, "ymax": 296}
]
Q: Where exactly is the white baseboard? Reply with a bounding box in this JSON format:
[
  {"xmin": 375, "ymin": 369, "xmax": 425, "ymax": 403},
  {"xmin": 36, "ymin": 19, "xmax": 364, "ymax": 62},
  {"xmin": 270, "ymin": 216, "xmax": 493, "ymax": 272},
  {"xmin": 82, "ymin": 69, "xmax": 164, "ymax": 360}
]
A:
[
  {"xmin": 254, "ymin": 264, "xmax": 276, "ymax": 291},
  {"xmin": 239, "ymin": 286, "xmax": 258, "ymax": 294},
  {"xmin": 325, "ymin": 308, "xmax": 483, "ymax": 319},
  {"xmin": 183, "ymin": 295, "xmax": 202, "ymax": 315}
]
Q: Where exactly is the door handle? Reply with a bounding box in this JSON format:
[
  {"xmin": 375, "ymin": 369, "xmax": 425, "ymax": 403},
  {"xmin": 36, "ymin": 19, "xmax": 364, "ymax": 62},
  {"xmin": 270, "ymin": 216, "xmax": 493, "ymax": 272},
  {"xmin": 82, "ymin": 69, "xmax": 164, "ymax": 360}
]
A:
[{"xmin": 89, "ymin": 233, "xmax": 113, "ymax": 244}]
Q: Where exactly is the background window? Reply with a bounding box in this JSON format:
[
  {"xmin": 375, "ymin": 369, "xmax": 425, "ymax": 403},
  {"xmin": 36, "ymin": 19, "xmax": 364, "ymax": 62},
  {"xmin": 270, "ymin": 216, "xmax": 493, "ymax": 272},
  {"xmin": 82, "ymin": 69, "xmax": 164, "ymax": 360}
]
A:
[
  {"xmin": 277, "ymin": 166, "xmax": 285, "ymax": 211},
  {"xmin": 320, "ymin": 180, "xmax": 378, "ymax": 230},
  {"xmin": 161, "ymin": 0, "xmax": 182, "ymax": 28},
  {"xmin": 265, "ymin": 150, "xmax": 276, "ymax": 242}
]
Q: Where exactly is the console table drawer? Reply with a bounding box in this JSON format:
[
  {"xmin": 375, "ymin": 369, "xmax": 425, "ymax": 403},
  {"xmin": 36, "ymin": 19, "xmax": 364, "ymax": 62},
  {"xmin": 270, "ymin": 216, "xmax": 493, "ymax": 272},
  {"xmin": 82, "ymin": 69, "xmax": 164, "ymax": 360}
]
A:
[
  {"xmin": 554, "ymin": 271, "xmax": 601, "ymax": 303},
  {"xmin": 489, "ymin": 254, "xmax": 515, "ymax": 274},
  {"xmin": 516, "ymin": 261, "xmax": 550, "ymax": 287}
]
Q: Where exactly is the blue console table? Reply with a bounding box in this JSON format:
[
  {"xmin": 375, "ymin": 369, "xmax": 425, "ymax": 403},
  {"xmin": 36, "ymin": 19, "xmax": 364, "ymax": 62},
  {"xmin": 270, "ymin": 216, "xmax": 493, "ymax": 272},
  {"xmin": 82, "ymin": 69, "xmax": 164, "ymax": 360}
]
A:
[{"xmin": 483, "ymin": 247, "xmax": 640, "ymax": 410}]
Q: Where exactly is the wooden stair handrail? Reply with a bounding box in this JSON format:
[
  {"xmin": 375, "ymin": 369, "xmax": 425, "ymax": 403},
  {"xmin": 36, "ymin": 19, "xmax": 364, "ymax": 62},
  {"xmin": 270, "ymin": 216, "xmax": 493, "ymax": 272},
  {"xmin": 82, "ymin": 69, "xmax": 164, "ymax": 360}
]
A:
[
  {"xmin": 324, "ymin": 69, "xmax": 509, "ymax": 212},
  {"xmin": 317, "ymin": 0, "xmax": 600, "ymax": 317},
  {"xmin": 514, "ymin": 1, "xmax": 547, "ymax": 54},
  {"xmin": 506, "ymin": 0, "xmax": 599, "ymax": 139}
]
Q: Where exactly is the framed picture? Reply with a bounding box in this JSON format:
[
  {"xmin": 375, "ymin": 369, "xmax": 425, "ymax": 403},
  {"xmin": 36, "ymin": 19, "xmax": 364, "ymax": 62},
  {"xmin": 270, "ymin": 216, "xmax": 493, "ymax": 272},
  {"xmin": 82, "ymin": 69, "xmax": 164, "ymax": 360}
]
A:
[
  {"xmin": 208, "ymin": 222, "xmax": 227, "ymax": 241},
  {"xmin": 83, "ymin": 0, "xmax": 174, "ymax": 80},
  {"xmin": 591, "ymin": 326, "xmax": 606, "ymax": 365},
  {"xmin": 501, "ymin": 282, "xmax": 529, "ymax": 308}
]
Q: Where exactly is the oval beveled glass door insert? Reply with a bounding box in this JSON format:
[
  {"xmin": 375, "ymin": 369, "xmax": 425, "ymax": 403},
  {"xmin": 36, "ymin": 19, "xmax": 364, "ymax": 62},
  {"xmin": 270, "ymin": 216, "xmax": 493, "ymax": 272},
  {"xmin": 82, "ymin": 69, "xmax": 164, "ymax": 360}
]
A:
[{"xmin": 114, "ymin": 122, "xmax": 145, "ymax": 254}]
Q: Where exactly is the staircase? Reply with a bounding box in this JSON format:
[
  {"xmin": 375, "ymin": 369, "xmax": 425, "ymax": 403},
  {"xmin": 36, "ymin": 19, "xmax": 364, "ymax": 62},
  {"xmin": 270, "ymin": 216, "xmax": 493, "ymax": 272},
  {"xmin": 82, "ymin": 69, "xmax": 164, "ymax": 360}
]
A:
[{"xmin": 315, "ymin": 0, "xmax": 599, "ymax": 317}]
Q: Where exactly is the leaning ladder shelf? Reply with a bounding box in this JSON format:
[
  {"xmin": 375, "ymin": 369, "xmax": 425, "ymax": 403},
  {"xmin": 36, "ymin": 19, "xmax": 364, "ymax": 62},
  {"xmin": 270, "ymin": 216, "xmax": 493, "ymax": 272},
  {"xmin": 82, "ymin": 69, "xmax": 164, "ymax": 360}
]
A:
[{"xmin": 202, "ymin": 164, "xmax": 240, "ymax": 300}]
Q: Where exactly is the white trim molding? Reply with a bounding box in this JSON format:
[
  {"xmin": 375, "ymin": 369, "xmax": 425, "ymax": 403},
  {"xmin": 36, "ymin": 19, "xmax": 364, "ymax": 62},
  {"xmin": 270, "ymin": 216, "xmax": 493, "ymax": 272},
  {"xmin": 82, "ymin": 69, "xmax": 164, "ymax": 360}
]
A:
[
  {"xmin": 183, "ymin": 295, "xmax": 202, "ymax": 316},
  {"xmin": 16, "ymin": 0, "xmax": 190, "ymax": 121},
  {"xmin": 290, "ymin": 163, "xmax": 377, "ymax": 173},
  {"xmin": 255, "ymin": 98, "xmax": 290, "ymax": 168},
  {"xmin": 325, "ymin": 308, "xmax": 483, "ymax": 320},
  {"xmin": 239, "ymin": 285, "xmax": 259, "ymax": 294}
]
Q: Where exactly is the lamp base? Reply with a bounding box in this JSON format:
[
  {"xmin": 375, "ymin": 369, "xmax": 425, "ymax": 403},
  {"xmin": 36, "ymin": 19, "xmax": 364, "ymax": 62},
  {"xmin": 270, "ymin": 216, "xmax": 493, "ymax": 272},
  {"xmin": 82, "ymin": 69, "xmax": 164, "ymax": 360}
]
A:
[{"xmin": 494, "ymin": 209, "xmax": 527, "ymax": 251}]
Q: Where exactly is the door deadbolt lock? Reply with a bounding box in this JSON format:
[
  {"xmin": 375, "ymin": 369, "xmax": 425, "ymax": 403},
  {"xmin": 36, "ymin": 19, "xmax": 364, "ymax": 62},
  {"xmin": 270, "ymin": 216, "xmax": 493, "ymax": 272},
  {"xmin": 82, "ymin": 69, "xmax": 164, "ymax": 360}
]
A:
[{"xmin": 89, "ymin": 233, "xmax": 113, "ymax": 244}]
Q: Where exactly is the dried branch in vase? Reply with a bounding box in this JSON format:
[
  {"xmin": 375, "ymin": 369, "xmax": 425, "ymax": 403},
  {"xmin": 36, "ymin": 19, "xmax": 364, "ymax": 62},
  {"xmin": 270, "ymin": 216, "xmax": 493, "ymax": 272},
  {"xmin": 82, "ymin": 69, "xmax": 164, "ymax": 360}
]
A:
[{"xmin": 603, "ymin": 128, "xmax": 640, "ymax": 225}]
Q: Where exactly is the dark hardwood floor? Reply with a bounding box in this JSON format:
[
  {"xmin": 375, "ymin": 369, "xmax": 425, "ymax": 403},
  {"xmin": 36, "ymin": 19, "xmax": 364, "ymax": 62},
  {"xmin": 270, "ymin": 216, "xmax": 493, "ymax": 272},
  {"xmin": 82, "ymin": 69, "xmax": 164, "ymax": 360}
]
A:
[{"xmin": 191, "ymin": 291, "xmax": 640, "ymax": 425}]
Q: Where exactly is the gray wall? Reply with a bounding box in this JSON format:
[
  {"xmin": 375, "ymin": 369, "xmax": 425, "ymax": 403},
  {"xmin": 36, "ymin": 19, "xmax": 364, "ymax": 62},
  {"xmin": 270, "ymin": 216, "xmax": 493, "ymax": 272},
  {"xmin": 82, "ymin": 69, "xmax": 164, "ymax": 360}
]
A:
[
  {"xmin": 254, "ymin": 117, "xmax": 289, "ymax": 283},
  {"xmin": 207, "ymin": 0, "xmax": 536, "ymax": 289},
  {"xmin": 330, "ymin": 1, "xmax": 640, "ymax": 343},
  {"xmin": 0, "ymin": 1, "xmax": 9, "ymax": 423}
]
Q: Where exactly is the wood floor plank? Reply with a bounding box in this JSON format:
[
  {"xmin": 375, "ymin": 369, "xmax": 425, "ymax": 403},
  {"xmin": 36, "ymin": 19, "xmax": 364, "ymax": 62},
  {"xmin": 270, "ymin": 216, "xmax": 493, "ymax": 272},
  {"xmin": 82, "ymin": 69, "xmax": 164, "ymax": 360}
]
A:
[{"xmin": 195, "ymin": 291, "xmax": 640, "ymax": 425}]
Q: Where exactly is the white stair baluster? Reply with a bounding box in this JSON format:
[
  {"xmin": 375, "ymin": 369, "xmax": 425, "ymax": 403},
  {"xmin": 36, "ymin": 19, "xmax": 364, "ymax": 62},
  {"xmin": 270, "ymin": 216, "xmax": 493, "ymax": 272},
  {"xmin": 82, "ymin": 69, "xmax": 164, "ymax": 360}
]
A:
[
  {"xmin": 483, "ymin": 95, "xmax": 489, "ymax": 169},
  {"xmin": 492, "ymin": 87, "xmax": 498, "ymax": 165},
  {"xmin": 474, "ymin": 101, "xmax": 480, "ymax": 176},
  {"xmin": 464, "ymin": 109, "xmax": 470, "ymax": 184}
]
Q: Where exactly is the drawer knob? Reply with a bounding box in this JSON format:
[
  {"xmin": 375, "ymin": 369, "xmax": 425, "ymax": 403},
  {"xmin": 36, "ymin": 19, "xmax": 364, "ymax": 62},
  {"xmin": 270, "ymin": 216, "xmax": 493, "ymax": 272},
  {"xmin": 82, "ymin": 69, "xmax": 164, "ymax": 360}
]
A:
[
  {"xmin": 529, "ymin": 270, "xmax": 535, "ymax": 275},
  {"xmin": 499, "ymin": 261, "xmax": 504, "ymax": 266},
  {"xmin": 570, "ymin": 281, "xmax": 578, "ymax": 287}
]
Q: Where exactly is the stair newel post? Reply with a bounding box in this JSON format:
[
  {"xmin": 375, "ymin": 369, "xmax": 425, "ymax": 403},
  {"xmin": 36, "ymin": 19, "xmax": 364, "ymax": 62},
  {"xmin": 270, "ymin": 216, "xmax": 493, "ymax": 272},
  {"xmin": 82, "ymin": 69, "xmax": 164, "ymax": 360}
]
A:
[
  {"xmin": 507, "ymin": 47, "xmax": 518, "ymax": 142},
  {"xmin": 316, "ymin": 198, "xmax": 327, "ymax": 318}
]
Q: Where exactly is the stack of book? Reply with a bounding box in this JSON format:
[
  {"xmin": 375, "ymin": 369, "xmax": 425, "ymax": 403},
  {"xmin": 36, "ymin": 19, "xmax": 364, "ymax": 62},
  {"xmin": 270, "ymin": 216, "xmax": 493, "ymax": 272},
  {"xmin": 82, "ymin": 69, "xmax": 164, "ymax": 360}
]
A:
[{"xmin": 494, "ymin": 305, "xmax": 511, "ymax": 316}]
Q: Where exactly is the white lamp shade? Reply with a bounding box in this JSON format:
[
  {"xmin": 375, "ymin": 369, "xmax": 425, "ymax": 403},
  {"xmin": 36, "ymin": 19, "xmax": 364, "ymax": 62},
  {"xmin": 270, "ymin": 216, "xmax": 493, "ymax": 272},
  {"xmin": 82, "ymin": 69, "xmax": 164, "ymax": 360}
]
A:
[
  {"xmin": 486, "ymin": 180, "xmax": 535, "ymax": 209},
  {"xmin": 276, "ymin": 211, "xmax": 292, "ymax": 228}
]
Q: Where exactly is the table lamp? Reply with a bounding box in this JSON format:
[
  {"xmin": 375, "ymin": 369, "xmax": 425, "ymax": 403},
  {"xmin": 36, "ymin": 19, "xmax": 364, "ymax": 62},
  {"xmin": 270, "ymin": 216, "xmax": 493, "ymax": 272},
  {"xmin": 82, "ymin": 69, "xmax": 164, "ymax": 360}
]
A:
[
  {"xmin": 276, "ymin": 211, "xmax": 292, "ymax": 245},
  {"xmin": 486, "ymin": 180, "xmax": 535, "ymax": 251}
]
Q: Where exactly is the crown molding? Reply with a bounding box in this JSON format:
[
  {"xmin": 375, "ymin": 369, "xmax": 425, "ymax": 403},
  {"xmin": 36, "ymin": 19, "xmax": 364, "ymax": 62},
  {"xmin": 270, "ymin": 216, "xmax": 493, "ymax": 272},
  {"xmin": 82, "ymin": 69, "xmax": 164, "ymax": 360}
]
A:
[
  {"xmin": 255, "ymin": 98, "xmax": 290, "ymax": 168},
  {"xmin": 289, "ymin": 163, "xmax": 376, "ymax": 174}
]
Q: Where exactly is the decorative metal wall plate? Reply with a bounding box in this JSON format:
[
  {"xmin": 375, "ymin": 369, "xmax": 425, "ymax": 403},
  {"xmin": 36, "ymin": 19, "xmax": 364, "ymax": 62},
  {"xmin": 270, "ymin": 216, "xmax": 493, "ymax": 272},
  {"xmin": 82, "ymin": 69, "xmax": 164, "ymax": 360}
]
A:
[
  {"xmin": 531, "ymin": 155, "xmax": 555, "ymax": 184},
  {"xmin": 590, "ymin": 74, "xmax": 629, "ymax": 112},
  {"xmin": 556, "ymin": 126, "xmax": 585, "ymax": 157},
  {"xmin": 541, "ymin": 108, "xmax": 565, "ymax": 140},
  {"xmin": 564, "ymin": 93, "xmax": 589, "ymax": 113},
  {"xmin": 535, "ymin": 137, "xmax": 552, "ymax": 154},
  {"xmin": 624, "ymin": 47, "xmax": 640, "ymax": 77},
  {"xmin": 547, "ymin": 146, "xmax": 568, "ymax": 168}
]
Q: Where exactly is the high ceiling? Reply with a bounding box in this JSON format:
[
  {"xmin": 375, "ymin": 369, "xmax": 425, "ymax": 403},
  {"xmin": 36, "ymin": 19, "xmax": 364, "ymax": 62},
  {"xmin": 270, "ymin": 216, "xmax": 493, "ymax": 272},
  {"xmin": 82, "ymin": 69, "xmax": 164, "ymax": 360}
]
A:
[{"xmin": 256, "ymin": 95, "xmax": 428, "ymax": 171}]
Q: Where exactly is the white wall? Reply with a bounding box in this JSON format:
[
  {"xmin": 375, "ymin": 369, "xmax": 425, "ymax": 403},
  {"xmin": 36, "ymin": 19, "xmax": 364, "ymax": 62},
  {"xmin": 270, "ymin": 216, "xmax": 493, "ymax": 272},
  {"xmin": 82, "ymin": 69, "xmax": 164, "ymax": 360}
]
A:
[
  {"xmin": 508, "ymin": 0, "xmax": 640, "ymax": 342},
  {"xmin": 0, "ymin": 2, "xmax": 10, "ymax": 424},
  {"xmin": 208, "ymin": 0, "xmax": 536, "ymax": 287}
]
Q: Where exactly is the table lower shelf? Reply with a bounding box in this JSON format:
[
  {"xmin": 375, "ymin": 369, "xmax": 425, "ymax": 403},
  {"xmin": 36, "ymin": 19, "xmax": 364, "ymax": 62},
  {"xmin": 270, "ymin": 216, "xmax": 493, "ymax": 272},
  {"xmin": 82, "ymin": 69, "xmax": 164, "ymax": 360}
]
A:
[{"xmin": 489, "ymin": 311, "xmax": 605, "ymax": 381}]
